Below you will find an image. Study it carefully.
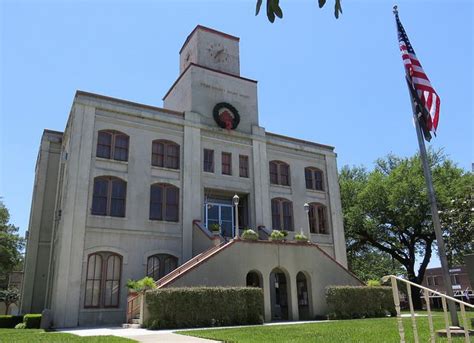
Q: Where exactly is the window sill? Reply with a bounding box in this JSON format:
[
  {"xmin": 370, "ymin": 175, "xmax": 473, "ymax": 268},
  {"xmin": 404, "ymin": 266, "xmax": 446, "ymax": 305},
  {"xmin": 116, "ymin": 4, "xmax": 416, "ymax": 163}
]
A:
[
  {"xmin": 310, "ymin": 232, "xmax": 331, "ymax": 236},
  {"xmin": 95, "ymin": 157, "xmax": 128, "ymax": 165},
  {"xmin": 81, "ymin": 307, "xmax": 122, "ymax": 312},
  {"xmin": 203, "ymin": 170, "xmax": 215, "ymax": 174},
  {"xmin": 306, "ymin": 188, "xmax": 326, "ymax": 194},
  {"xmin": 270, "ymin": 184, "xmax": 292, "ymax": 190},
  {"xmin": 148, "ymin": 220, "xmax": 181, "ymax": 225},
  {"xmin": 89, "ymin": 214, "xmax": 128, "ymax": 220},
  {"xmin": 151, "ymin": 166, "xmax": 180, "ymax": 173}
]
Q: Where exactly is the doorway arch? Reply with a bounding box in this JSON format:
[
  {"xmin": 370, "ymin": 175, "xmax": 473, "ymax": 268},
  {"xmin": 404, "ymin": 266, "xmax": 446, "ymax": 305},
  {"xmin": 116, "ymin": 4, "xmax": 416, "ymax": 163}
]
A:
[
  {"xmin": 296, "ymin": 271, "xmax": 311, "ymax": 320},
  {"xmin": 269, "ymin": 268, "xmax": 290, "ymax": 320}
]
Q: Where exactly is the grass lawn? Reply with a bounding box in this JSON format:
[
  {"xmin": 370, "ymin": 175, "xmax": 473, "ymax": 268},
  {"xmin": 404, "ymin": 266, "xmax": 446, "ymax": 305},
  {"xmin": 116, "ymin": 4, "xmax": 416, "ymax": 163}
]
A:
[
  {"xmin": 178, "ymin": 312, "xmax": 474, "ymax": 343},
  {"xmin": 0, "ymin": 329, "xmax": 135, "ymax": 342}
]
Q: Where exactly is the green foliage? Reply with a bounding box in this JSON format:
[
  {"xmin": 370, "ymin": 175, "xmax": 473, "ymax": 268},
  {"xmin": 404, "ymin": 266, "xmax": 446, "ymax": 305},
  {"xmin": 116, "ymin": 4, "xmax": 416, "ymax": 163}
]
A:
[
  {"xmin": 209, "ymin": 223, "xmax": 220, "ymax": 232},
  {"xmin": 255, "ymin": 0, "xmax": 342, "ymax": 22},
  {"xmin": 326, "ymin": 286, "xmax": 395, "ymax": 319},
  {"xmin": 0, "ymin": 288, "xmax": 20, "ymax": 315},
  {"xmin": 0, "ymin": 315, "xmax": 23, "ymax": 328},
  {"xmin": 340, "ymin": 149, "xmax": 470, "ymax": 307},
  {"xmin": 144, "ymin": 287, "xmax": 264, "ymax": 329},
  {"xmin": 294, "ymin": 233, "xmax": 308, "ymax": 242},
  {"xmin": 0, "ymin": 201, "xmax": 24, "ymax": 289},
  {"xmin": 14, "ymin": 322, "xmax": 26, "ymax": 329},
  {"xmin": 367, "ymin": 279, "xmax": 381, "ymax": 287},
  {"xmin": 0, "ymin": 329, "xmax": 135, "ymax": 341},
  {"xmin": 241, "ymin": 229, "xmax": 258, "ymax": 241},
  {"xmin": 126, "ymin": 277, "xmax": 156, "ymax": 293},
  {"xmin": 23, "ymin": 314, "xmax": 42, "ymax": 329},
  {"xmin": 270, "ymin": 230, "xmax": 285, "ymax": 241}
]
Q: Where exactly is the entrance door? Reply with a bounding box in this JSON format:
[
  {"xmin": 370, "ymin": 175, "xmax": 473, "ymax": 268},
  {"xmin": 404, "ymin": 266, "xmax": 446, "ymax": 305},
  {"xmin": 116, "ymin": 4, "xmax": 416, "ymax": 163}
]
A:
[
  {"xmin": 270, "ymin": 269, "xmax": 289, "ymax": 320},
  {"xmin": 205, "ymin": 203, "xmax": 234, "ymax": 238}
]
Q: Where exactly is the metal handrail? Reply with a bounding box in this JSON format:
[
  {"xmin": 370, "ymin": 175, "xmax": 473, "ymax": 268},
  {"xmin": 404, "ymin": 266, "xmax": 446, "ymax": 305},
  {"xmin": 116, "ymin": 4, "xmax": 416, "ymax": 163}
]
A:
[{"xmin": 383, "ymin": 275, "xmax": 472, "ymax": 343}]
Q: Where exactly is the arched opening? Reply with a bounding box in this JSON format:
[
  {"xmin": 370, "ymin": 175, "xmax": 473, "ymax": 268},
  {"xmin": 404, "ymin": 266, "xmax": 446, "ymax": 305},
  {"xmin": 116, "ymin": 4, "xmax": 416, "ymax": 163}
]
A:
[
  {"xmin": 297, "ymin": 272, "xmax": 311, "ymax": 320},
  {"xmin": 270, "ymin": 268, "xmax": 289, "ymax": 320},
  {"xmin": 246, "ymin": 270, "xmax": 262, "ymax": 288}
]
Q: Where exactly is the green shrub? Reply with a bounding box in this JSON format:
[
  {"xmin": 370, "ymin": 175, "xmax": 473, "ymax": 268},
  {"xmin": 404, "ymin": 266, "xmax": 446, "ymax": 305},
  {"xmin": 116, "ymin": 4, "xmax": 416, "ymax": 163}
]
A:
[
  {"xmin": 270, "ymin": 230, "xmax": 285, "ymax": 241},
  {"xmin": 145, "ymin": 287, "xmax": 264, "ymax": 329},
  {"xmin": 210, "ymin": 223, "xmax": 220, "ymax": 232},
  {"xmin": 0, "ymin": 315, "xmax": 23, "ymax": 328},
  {"xmin": 24, "ymin": 314, "xmax": 42, "ymax": 329},
  {"xmin": 14, "ymin": 322, "xmax": 26, "ymax": 329},
  {"xmin": 367, "ymin": 279, "xmax": 381, "ymax": 287},
  {"xmin": 326, "ymin": 286, "xmax": 395, "ymax": 320},
  {"xmin": 241, "ymin": 229, "xmax": 258, "ymax": 241},
  {"xmin": 127, "ymin": 276, "xmax": 157, "ymax": 293},
  {"xmin": 294, "ymin": 233, "xmax": 308, "ymax": 242}
]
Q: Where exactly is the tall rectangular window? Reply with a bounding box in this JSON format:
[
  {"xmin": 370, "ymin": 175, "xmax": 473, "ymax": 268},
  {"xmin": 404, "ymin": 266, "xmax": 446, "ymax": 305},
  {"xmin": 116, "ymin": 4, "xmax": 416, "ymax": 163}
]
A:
[
  {"xmin": 203, "ymin": 149, "xmax": 214, "ymax": 173},
  {"xmin": 222, "ymin": 152, "xmax": 232, "ymax": 175},
  {"xmin": 239, "ymin": 155, "xmax": 249, "ymax": 178}
]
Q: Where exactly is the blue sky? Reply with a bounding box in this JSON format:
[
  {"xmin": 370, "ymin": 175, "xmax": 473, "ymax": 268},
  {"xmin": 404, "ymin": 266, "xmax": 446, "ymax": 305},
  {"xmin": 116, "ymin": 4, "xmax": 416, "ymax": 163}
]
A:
[{"xmin": 1, "ymin": 0, "xmax": 472, "ymax": 268}]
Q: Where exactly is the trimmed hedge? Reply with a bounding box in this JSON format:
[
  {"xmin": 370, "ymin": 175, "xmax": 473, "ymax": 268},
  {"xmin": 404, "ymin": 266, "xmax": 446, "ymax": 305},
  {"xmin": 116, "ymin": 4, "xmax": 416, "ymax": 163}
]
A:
[
  {"xmin": 0, "ymin": 315, "xmax": 23, "ymax": 328},
  {"xmin": 326, "ymin": 286, "xmax": 396, "ymax": 319},
  {"xmin": 24, "ymin": 314, "xmax": 42, "ymax": 329},
  {"xmin": 145, "ymin": 287, "xmax": 264, "ymax": 329}
]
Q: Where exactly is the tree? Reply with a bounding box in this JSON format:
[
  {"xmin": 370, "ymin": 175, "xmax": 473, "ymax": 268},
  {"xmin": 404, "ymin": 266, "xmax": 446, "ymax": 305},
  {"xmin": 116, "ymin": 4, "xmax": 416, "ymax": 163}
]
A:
[
  {"xmin": 340, "ymin": 150, "xmax": 471, "ymax": 309},
  {"xmin": 255, "ymin": 0, "xmax": 342, "ymax": 23},
  {"xmin": 0, "ymin": 200, "xmax": 24, "ymax": 289},
  {"xmin": 0, "ymin": 287, "xmax": 20, "ymax": 314}
]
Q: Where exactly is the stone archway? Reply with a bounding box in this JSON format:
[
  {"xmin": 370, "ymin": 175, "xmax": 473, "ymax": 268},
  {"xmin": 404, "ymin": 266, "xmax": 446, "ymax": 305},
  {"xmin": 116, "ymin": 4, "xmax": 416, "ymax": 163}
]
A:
[
  {"xmin": 269, "ymin": 268, "xmax": 290, "ymax": 320},
  {"xmin": 296, "ymin": 271, "xmax": 311, "ymax": 320}
]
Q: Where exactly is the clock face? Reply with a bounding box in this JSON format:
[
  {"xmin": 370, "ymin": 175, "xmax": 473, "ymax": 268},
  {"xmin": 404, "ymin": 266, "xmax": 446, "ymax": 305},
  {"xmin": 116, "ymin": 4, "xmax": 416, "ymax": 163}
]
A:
[{"xmin": 208, "ymin": 43, "xmax": 228, "ymax": 63}]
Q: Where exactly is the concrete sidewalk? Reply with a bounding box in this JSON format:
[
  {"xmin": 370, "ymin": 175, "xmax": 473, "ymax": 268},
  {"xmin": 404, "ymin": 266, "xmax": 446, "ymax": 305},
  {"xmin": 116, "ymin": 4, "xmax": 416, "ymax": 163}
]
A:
[{"xmin": 59, "ymin": 327, "xmax": 218, "ymax": 342}]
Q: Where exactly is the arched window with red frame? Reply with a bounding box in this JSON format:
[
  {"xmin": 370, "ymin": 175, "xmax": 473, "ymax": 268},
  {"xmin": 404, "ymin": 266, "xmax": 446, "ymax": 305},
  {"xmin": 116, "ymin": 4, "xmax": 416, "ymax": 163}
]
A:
[
  {"xmin": 269, "ymin": 161, "xmax": 291, "ymax": 186},
  {"xmin": 149, "ymin": 183, "xmax": 179, "ymax": 222},
  {"xmin": 91, "ymin": 176, "xmax": 126, "ymax": 217},
  {"xmin": 96, "ymin": 130, "xmax": 129, "ymax": 162},
  {"xmin": 305, "ymin": 167, "xmax": 324, "ymax": 191},
  {"xmin": 271, "ymin": 198, "xmax": 294, "ymax": 231},
  {"xmin": 84, "ymin": 252, "xmax": 122, "ymax": 308},
  {"xmin": 151, "ymin": 140, "xmax": 180, "ymax": 169},
  {"xmin": 308, "ymin": 202, "xmax": 329, "ymax": 234}
]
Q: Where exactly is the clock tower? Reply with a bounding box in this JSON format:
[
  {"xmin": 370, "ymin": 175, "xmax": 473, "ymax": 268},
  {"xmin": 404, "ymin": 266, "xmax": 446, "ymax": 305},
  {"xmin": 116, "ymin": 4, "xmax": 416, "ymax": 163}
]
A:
[
  {"xmin": 179, "ymin": 25, "xmax": 240, "ymax": 76},
  {"xmin": 164, "ymin": 25, "xmax": 259, "ymax": 133}
]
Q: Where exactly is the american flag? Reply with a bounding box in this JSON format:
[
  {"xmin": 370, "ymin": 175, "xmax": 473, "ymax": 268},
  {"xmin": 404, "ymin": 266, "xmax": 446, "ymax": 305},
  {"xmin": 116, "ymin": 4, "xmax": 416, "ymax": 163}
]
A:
[{"xmin": 394, "ymin": 8, "xmax": 440, "ymax": 140}]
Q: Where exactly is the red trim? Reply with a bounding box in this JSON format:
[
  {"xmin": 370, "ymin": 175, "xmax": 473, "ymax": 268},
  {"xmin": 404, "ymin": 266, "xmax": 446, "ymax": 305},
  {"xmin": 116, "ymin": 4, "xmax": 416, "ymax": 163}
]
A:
[
  {"xmin": 162, "ymin": 63, "xmax": 257, "ymax": 101},
  {"xmin": 179, "ymin": 25, "xmax": 240, "ymax": 54}
]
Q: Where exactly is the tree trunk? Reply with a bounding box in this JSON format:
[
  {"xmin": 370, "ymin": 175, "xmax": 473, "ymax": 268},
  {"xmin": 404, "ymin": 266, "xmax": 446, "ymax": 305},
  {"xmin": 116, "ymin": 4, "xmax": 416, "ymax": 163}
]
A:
[
  {"xmin": 410, "ymin": 284, "xmax": 423, "ymax": 310},
  {"xmin": 4, "ymin": 303, "xmax": 9, "ymax": 315}
]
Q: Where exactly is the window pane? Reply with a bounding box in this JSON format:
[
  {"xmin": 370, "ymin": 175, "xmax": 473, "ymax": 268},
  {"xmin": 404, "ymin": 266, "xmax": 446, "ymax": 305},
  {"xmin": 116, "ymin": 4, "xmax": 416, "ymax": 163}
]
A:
[
  {"xmin": 271, "ymin": 199, "xmax": 281, "ymax": 230},
  {"xmin": 282, "ymin": 201, "xmax": 293, "ymax": 231},
  {"xmin": 150, "ymin": 185, "xmax": 163, "ymax": 220},
  {"xmin": 305, "ymin": 168, "xmax": 313, "ymax": 189},
  {"xmin": 165, "ymin": 187, "xmax": 179, "ymax": 222},
  {"xmin": 280, "ymin": 164, "xmax": 290, "ymax": 186},
  {"xmin": 92, "ymin": 179, "xmax": 108, "ymax": 215},
  {"xmin": 318, "ymin": 206, "xmax": 327, "ymax": 234},
  {"xmin": 239, "ymin": 155, "xmax": 249, "ymax": 178},
  {"xmin": 222, "ymin": 152, "xmax": 231, "ymax": 175},
  {"xmin": 163, "ymin": 256, "xmax": 177, "ymax": 275},
  {"xmin": 152, "ymin": 142, "xmax": 164, "ymax": 167},
  {"xmin": 147, "ymin": 256, "xmax": 160, "ymax": 281},
  {"xmin": 114, "ymin": 135, "xmax": 129, "ymax": 161},
  {"xmin": 111, "ymin": 180, "xmax": 126, "ymax": 217},
  {"xmin": 166, "ymin": 144, "xmax": 180, "ymax": 169},
  {"xmin": 105, "ymin": 255, "xmax": 121, "ymax": 307},
  {"xmin": 97, "ymin": 132, "xmax": 112, "ymax": 159},
  {"xmin": 269, "ymin": 162, "xmax": 278, "ymax": 184},
  {"xmin": 314, "ymin": 170, "xmax": 323, "ymax": 191},
  {"xmin": 309, "ymin": 205, "xmax": 317, "ymax": 234},
  {"xmin": 204, "ymin": 149, "xmax": 214, "ymax": 172},
  {"xmin": 85, "ymin": 254, "xmax": 102, "ymax": 307}
]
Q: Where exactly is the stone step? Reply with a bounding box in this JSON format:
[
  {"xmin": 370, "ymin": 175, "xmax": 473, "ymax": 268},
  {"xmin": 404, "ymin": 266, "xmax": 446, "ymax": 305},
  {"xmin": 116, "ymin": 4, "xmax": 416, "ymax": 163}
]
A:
[
  {"xmin": 122, "ymin": 323, "xmax": 141, "ymax": 329},
  {"xmin": 131, "ymin": 318, "xmax": 140, "ymax": 324}
]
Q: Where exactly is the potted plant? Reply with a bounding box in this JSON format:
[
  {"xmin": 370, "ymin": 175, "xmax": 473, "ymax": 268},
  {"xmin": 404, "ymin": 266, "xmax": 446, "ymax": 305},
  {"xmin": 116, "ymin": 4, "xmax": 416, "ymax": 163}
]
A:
[
  {"xmin": 209, "ymin": 223, "xmax": 221, "ymax": 235},
  {"xmin": 241, "ymin": 228, "xmax": 258, "ymax": 241},
  {"xmin": 295, "ymin": 232, "xmax": 308, "ymax": 242},
  {"xmin": 270, "ymin": 230, "xmax": 285, "ymax": 241}
]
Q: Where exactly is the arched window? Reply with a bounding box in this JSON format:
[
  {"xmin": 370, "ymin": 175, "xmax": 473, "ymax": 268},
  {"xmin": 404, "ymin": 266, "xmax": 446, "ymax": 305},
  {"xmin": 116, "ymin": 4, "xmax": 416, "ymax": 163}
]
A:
[
  {"xmin": 96, "ymin": 130, "xmax": 129, "ymax": 161},
  {"xmin": 271, "ymin": 198, "xmax": 294, "ymax": 231},
  {"xmin": 150, "ymin": 183, "xmax": 179, "ymax": 222},
  {"xmin": 246, "ymin": 271, "xmax": 262, "ymax": 288},
  {"xmin": 91, "ymin": 176, "xmax": 126, "ymax": 217},
  {"xmin": 305, "ymin": 167, "xmax": 324, "ymax": 191},
  {"xmin": 308, "ymin": 203, "xmax": 328, "ymax": 234},
  {"xmin": 85, "ymin": 252, "xmax": 122, "ymax": 308},
  {"xmin": 269, "ymin": 161, "xmax": 290, "ymax": 186},
  {"xmin": 146, "ymin": 254, "xmax": 178, "ymax": 281},
  {"xmin": 151, "ymin": 140, "xmax": 180, "ymax": 169}
]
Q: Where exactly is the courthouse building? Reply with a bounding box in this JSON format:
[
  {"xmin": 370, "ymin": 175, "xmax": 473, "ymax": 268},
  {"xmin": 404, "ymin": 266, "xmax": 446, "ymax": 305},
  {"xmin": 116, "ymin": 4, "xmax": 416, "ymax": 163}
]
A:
[{"xmin": 21, "ymin": 26, "xmax": 361, "ymax": 327}]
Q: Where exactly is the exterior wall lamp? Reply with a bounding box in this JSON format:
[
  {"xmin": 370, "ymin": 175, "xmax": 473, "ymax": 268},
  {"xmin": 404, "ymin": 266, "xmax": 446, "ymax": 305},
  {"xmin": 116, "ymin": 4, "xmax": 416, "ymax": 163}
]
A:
[{"xmin": 233, "ymin": 194, "xmax": 240, "ymax": 239}]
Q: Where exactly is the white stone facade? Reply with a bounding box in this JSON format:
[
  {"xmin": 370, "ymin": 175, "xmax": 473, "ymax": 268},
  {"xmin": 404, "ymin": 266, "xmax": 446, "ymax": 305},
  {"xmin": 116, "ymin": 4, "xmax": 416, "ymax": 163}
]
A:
[{"xmin": 21, "ymin": 25, "xmax": 350, "ymax": 327}]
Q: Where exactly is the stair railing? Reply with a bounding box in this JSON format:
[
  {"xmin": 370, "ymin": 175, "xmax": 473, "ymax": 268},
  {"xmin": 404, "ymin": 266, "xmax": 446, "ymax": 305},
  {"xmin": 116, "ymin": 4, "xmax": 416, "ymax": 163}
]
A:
[{"xmin": 382, "ymin": 275, "xmax": 473, "ymax": 343}]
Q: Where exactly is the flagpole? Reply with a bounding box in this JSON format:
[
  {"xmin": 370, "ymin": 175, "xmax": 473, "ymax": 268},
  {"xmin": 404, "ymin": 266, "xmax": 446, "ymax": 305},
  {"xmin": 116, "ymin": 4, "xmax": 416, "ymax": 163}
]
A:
[{"xmin": 404, "ymin": 76, "xmax": 460, "ymax": 327}]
